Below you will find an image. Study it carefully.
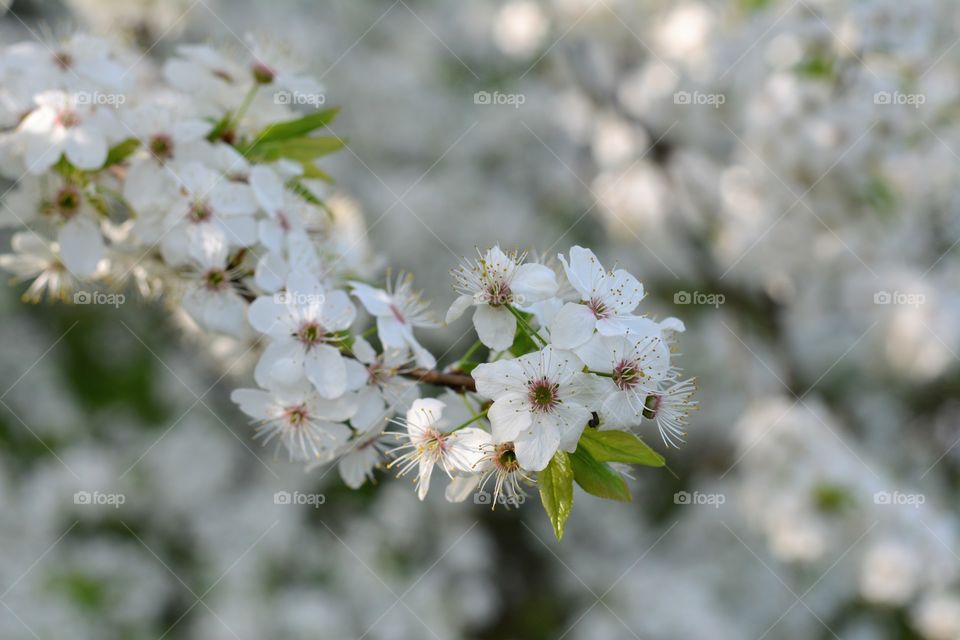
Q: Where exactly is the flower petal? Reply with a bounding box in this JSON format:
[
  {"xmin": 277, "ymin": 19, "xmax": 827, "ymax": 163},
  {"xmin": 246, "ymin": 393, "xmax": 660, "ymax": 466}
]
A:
[
  {"xmin": 473, "ymin": 304, "xmax": 516, "ymax": 351},
  {"xmin": 487, "ymin": 393, "xmax": 532, "ymax": 442},
  {"xmin": 511, "ymin": 262, "xmax": 557, "ymax": 304},
  {"xmin": 304, "ymin": 343, "xmax": 346, "ymax": 399},
  {"xmin": 548, "ymin": 302, "xmax": 595, "ymax": 349}
]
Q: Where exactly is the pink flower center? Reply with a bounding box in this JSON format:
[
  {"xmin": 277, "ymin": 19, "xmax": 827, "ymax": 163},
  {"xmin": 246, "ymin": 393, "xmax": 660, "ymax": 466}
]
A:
[
  {"xmin": 202, "ymin": 268, "xmax": 229, "ymax": 292},
  {"xmin": 296, "ymin": 321, "xmax": 325, "ymax": 347},
  {"xmin": 587, "ymin": 296, "xmax": 609, "ymax": 320},
  {"xmin": 527, "ymin": 377, "xmax": 559, "ymax": 412},
  {"xmin": 149, "ymin": 134, "xmax": 174, "ymax": 161},
  {"xmin": 612, "ymin": 359, "xmax": 643, "ymax": 390},
  {"xmin": 188, "ymin": 200, "xmax": 214, "ymax": 223},
  {"xmin": 486, "ymin": 279, "xmax": 512, "ymax": 307},
  {"xmin": 283, "ymin": 404, "xmax": 309, "ymax": 427},
  {"xmin": 56, "ymin": 109, "xmax": 80, "ymax": 129}
]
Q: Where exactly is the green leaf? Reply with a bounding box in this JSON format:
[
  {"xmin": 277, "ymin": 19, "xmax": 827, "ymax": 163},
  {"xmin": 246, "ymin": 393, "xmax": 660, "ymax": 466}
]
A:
[
  {"xmin": 298, "ymin": 161, "xmax": 335, "ymax": 183},
  {"xmin": 578, "ymin": 428, "xmax": 665, "ymax": 467},
  {"xmin": 244, "ymin": 136, "xmax": 345, "ymax": 163},
  {"xmin": 102, "ymin": 138, "xmax": 140, "ymax": 168},
  {"xmin": 538, "ymin": 450, "xmax": 574, "ymax": 541},
  {"xmin": 570, "ymin": 447, "xmax": 631, "ymax": 502},
  {"xmin": 252, "ymin": 107, "xmax": 340, "ymax": 144}
]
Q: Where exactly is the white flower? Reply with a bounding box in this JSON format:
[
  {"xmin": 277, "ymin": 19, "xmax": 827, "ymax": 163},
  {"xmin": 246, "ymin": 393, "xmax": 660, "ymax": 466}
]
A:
[
  {"xmin": 574, "ymin": 332, "xmax": 672, "ymax": 430},
  {"xmin": 248, "ymin": 270, "xmax": 356, "ymax": 398},
  {"xmin": 332, "ymin": 395, "xmax": 392, "ymax": 489},
  {"xmin": 472, "ymin": 346, "xmax": 593, "ymax": 471},
  {"xmin": 181, "ymin": 230, "xmax": 249, "ymax": 339},
  {"xmin": 18, "ymin": 90, "xmax": 118, "ymax": 174},
  {"xmin": 548, "ymin": 246, "xmax": 646, "ymax": 349},
  {"xmin": 446, "ymin": 246, "xmax": 557, "ymax": 351},
  {"xmin": 388, "ymin": 398, "xmax": 487, "ymax": 500},
  {"xmin": 4, "ymin": 35, "xmax": 127, "ymax": 93},
  {"xmin": 445, "ymin": 439, "xmax": 533, "ymax": 509},
  {"xmin": 351, "ymin": 273, "xmax": 438, "ymax": 369},
  {"xmin": 160, "ymin": 162, "xmax": 258, "ymax": 266},
  {"xmin": 642, "ymin": 378, "xmax": 698, "ymax": 448},
  {"xmin": 349, "ymin": 335, "xmax": 419, "ymax": 413},
  {"xmin": 245, "ymin": 35, "xmax": 325, "ymax": 99},
  {"xmin": 0, "ymin": 232, "xmax": 77, "ymax": 302},
  {"xmin": 162, "ymin": 45, "xmax": 246, "ymax": 114},
  {"xmin": 231, "ymin": 380, "xmax": 355, "ymax": 462}
]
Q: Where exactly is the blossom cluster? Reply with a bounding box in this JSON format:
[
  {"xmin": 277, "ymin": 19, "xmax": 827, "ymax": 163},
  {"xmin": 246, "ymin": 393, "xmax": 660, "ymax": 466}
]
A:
[{"xmin": 0, "ymin": 33, "xmax": 695, "ymax": 538}]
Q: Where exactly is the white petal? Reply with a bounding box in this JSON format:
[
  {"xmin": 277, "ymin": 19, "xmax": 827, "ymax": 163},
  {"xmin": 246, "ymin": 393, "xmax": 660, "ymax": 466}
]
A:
[
  {"xmin": 249, "ymin": 165, "xmax": 285, "ymax": 213},
  {"xmin": 548, "ymin": 302, "xmax": 596, "ymax": 350},
  {"xmin": 350, "ymin": 282, "xmax": 393, "ymax": 317},
  {"xmin": 64, "ymin": 126, "xmax": 107, "ymax": 170},
  {"xmin": 560, "ymin": 245, "xmax": 603, "ymax": 299},
  {"xmin": 511, "ymin": 262, "xmax": 558, "ymax": 304},
  {"xmin": 253, "ymin": 339, "xmax": 303, "ymax": 388},
  {"xmin": 602, "ymin": 268, "xmax": 644, "ymax": 314},
  {"xmin": 376, "ymin": 316, "xmax": 406, "ymax": 352},
  {"xmin": 339, "ymin": 448, "xmax": 379, "ymax": 489},
  {"xmin": 320, "ymin": 289, "xmax": 357, "ymax": 331},
  {"xmin": 211, "ymin": 182, "xmax": 257, "ymax": 216},
  {"xmin": 445, "ymin": 294, "xmax": 474, "ymax": 324},
  {"xmin": 247, "ymin": 295, "xmax": 292, "ymax": 336},
  {"xmin": 230, "ymin": 388, "xmax": 274, "ymax": 420},
  {"xmin": 304, "ymin": 344, "xmax": 347, "ymax": 399},
  {"xmin": 473, "ymin": 305, "xmax": 516, "ymax": 351},
  {"xmin": 514, "ymin": 422, "xmax": 560, "ymax": 471},
  {"xmin": 58, "ymin": 216, "xmax": 103, "ymax": 278},
  {"xmin": 254, "ymin": 252, "xmax": 288, "ymax": 293},
  {"xmin": 406, "ymin": 398, "xmax": 446, "ymax": 434},
  {"xmin": 472, "ymin": 359, "xmax": 524, "ymax": 399},
  {"xmin": 488, "ymin": 393, "xmax": 532, "ymax": 442},
  {"xmin": 445, "ymin": 475, "xmax": 482, "ymax": 503}
]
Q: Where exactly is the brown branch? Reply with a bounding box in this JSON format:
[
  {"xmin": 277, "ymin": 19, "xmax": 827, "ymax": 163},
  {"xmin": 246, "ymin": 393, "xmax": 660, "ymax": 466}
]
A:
[{"xmin": 402, "ymin": 367, "xmax": 476, "ymax": 392}]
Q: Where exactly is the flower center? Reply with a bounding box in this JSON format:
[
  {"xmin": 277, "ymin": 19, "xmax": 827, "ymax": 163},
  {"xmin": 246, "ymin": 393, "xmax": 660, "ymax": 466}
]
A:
[
  {"xmin": 485, "ymin": 279, "xmax": 512, "ymax": 307},
  {"xmin": 283, "ymin": 404, "xmax": 309, "ymax": 427},
  {"xmin": 188, "ymin": 200, "xmax": 213, "ymax": 223},
  {"xmin": 149, "ymin": 134, "xmax": 174, "ymax": 161},
  {"xmin": 612, "ymin": 359, "xmax": 643, "ymax": 390},
  {"xmin": 642, "ymin": 394, "xmax": 662, "ymax": 420},
  {"xmin": 296, "ymin": 321, "xmax": 325, "ymax": 347},
  {"xmin": 53, "ymin": 51, "xmax": 73, "ymax": 70},
  {"xmin": 56, "ymin": 109, "xmax": 80, "ymax": 129},
  {"xmin": 55, "ymin": 186, "xmax": 81, "ymax": 218},
  {"xmin": 527, "ymin": 377, "xmax": 559, "ymax": 412},
  {"xmin": 494, "ymin": 443, "xmax": 520, "ymax": 472},
  {"xmin": 252, "ymin": 62, "xmax": 276, "ymax": 84},
  {"xmin": 587, "ymin": 296, "xmax": 609, "ymax": 319},
  {"xmin": 202, "ymin": 268, "xmax": 229, "ymax": 291}
]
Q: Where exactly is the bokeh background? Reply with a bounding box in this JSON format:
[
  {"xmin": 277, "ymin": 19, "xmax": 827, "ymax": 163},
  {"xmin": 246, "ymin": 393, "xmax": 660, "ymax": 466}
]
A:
[{"xmin": 2, "ymin": 0, "xmax": 959, "ymax": 638}]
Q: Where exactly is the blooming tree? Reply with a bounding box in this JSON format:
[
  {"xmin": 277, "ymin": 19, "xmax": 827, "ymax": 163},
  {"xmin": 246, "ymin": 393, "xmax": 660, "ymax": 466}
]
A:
[{"xmin": 0, "ymin": 34, "xmax": 696, "ymax": 539}]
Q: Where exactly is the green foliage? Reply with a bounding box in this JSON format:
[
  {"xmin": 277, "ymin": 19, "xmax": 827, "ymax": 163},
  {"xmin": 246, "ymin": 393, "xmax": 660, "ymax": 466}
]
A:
[
  {"xmin": 538, "ymin": 450, "xmax": 574, "ymax": 540},
  {"xmin": 102, "ymin": 138, "xmax": 140, "ymax": 168},
  {"xmin": 250, "ymin": 107, "xmax": 340, "ymax": 144},
  {"xmin": 577, "ymin": 428, "xmax": 665, "ymax": 467},
  {"xmin": 570, "ymin": 446, "xmax": 631, "ymax": 502}
]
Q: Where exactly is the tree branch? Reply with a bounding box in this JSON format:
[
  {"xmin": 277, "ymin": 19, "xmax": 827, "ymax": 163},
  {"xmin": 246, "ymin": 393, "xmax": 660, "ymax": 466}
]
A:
[{"xmin": 402, "ymin": 367, "xmax": 476, "ymax": 392}]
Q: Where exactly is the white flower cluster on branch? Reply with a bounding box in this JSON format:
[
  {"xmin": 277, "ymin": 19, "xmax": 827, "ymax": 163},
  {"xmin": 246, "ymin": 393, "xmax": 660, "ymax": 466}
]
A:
[{"xmin": 0, "ymin": 33, "xmax": 696, "ymax": 539}]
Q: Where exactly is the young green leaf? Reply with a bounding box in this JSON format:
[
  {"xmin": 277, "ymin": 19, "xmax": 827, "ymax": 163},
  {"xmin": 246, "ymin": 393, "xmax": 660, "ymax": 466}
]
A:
[
  {"xmin": 244, "ymin": 136, "xmax": 345, "ymax": 163},
  {"xmin": 252, "ymin": 107, "xmax": 340, "ymax": 143},
  {"xmin": 570, "ymin": 447, "xmax": 631, "ymax": 502},
  {"xmin": 578, "ymin": 428, "xmax": 665, "ymax": 467},
  {"xmin": 538, "ymin": 450, "xmax": 574, "ymax": 541},
  {"xmin": 101, "ymin": 138, "xmax": 140, "ymax": 168}
]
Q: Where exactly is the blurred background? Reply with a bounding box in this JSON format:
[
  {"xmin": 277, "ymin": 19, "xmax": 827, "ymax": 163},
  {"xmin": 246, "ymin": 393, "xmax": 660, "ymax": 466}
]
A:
[{"xmin": 2, "ymin": 0, "xmax": 959, "ymax": 638}]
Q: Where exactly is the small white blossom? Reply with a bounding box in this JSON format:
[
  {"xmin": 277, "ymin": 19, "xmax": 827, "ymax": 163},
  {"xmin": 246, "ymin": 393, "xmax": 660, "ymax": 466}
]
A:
[{"xmin": 351, "ymin": 273, "xmax": 438, "ymax": 369}]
